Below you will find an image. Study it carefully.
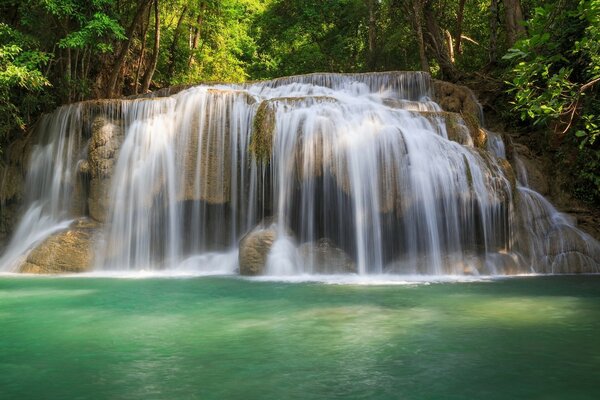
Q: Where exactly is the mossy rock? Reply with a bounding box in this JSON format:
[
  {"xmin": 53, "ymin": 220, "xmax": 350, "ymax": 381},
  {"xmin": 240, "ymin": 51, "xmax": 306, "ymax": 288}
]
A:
[
  {"xmin": 461, "ymin": 112, "xmax": 487, "ymax": 149},
  {"xmin": 19, "ymin": 218, "xmax": 100, "ymax": 274},
  {"xmin": 0, "ymin": 164, "xmax": 24, "ymax": 203},
  {"xmin": 238, "ymin": 226, "xmax": 277, "ymax": 276},
  {"xmin": 250, "ymin": 101, "xmax": 276, "ymax": 163},
  {"xmin": 432, "ymin": 80, "xmax": 482, "ymax": 122},
  {"xmin": 249, "ymin": 96, "xmax": 339, "ymax": 164}
]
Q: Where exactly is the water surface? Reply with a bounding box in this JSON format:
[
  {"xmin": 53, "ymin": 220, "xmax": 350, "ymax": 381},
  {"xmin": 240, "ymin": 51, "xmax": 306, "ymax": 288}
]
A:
[{"xmin": 1, "ymin": 275, "xmax": 599, "ymax": 399}]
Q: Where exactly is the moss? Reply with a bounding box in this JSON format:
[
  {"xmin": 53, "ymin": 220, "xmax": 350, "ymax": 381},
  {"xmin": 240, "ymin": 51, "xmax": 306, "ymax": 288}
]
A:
[
  {"xmin": 417, "ymin": 111, "xmax": 470, "ymax": 145},
  {"xmin": 498, "ymin": 158, "xmax": 518, "ymax": 199},
  {"xmin": 250, "ymin": 101, "xmax": 276, "ymax": 163},
  {"xmin": 463, "ymin": 154, "xmax": 473, "ymax": 190},
  {"xmin": 206, "ymin": 88, "xmax": 256, "ymax": 105},
  {"xmin": 460, "ymin": 111, "xmax": 487, "ymax": 148},
  {"xmin": 445, "ymin": 113, "xmax": 462, "ymax": 142},
  {"xmin": 272, "ymin": 96, "xmax": 338, "ymax": 107}
]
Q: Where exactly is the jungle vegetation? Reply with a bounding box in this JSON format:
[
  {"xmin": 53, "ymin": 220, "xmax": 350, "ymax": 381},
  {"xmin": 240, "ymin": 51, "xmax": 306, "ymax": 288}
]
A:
[{"xmin": 0, "ymin": 0, "xmax": 598, "ymax": 203}]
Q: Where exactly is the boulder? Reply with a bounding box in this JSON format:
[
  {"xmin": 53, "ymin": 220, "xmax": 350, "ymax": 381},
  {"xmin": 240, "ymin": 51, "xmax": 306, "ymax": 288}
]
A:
[
  {"xmin": 238, "ymin": 226, "xmax": 277, "ymax": 275},
  {"xmin": 19, "ymin": 218, "xmax": 100, "ymax": 274},
  {"xmin": 299, "ymin": 238, "xmax": 356, "ymax": 274},
  {"xmin": 433, "ymin": 80, "xmax": 482, "ymax": 120}
]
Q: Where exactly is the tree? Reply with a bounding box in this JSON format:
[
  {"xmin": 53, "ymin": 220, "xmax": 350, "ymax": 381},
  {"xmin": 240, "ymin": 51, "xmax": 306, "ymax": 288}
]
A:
[
  {"xmin": 0, "ymin": 22, "xmax": 49, "ymax": 138},
  {"xmin": 504, "ymin": 0, "xmax": 600, "ymax": 202}
]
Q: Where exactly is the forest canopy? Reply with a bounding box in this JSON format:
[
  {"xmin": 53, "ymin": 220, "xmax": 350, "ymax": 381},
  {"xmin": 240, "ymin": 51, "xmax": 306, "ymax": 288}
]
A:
[{"xmin": 0, "ymin": 0, "xmax": 599, "ymax": 203}]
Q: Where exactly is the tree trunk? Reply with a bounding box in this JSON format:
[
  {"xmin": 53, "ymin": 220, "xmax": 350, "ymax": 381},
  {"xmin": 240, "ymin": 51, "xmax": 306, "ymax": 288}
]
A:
[
  {"xmin": 423, "ymin": 3, "xmax": 460, "ymax": 81},
  {"xmin": 66, "ymin": 47, "xmax": 72, "ymax": 102},
  {"xmin": 406, "ymin": 0, "xmax": 429, "ymax": 73},
  {"xmin": 134, "ymin": 5, "xmax": 152, "ymax": 94},
  {"xmin": 188, "ymin": 4, "xmax": 206, "ymax": 68},
  {"xmin": 455, "ymin": 0, "xmax": 466, "ymax": 55},
  {"xmin": 367, "ymin": 0, "xmax": 377, "ymax": 70},
  {"xmin": 489, "ymin": 0, "xmax": 500, "ymax": 64},
  {"xmin": 141, "ymin": 0, "xmax": 161, "ymax": 93},
  {"xmin": 167, "ymin": 5, "xmax": 188, "ymax": 82},
  {"xmin": 503, "ymin": 0, "xmax": 526, "ymax": 46},
  {"xmin": 445, "ymin": 30, "xmax": 454, "ymax": 63},
  {"xmin": 106, "ymin": 0, "xmax": 152, "ymax": 98}
]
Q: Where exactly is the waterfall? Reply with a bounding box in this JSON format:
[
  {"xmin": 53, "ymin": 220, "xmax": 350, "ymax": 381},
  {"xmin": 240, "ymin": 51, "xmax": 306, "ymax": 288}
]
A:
[
  {"xmin": 1, "ymin": 72, "xmax": 598, "ymax": 274},
  {"xmin": 0, "ymin": 105, "xmax": 86, "ymax": 270}
]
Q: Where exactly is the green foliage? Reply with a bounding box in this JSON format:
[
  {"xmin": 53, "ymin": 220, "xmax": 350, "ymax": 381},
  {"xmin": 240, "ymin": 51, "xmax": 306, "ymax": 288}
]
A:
[
  {"xmin": 0, "ymin": 22, "xmax": 50, "ymax": 139},
  {"xmin": 504, "ymin": 0, "xmax": 600, "ymax": 203},
  {"xmin": 58, "ymin": 12, "xmax": 126, "ymax": 53}
]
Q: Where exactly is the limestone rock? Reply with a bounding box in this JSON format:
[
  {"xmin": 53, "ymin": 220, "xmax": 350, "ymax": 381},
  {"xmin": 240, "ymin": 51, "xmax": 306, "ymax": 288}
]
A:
[
  {"xmin": 299, "ymin": 238, "xmax": 356, "ymax": 274},
  {"xmin": 177, "ymin": 90, "xmax": 247, "ymax": 204},
  {"xmin": 512, "ymin": 145, "xmax": 549, "ymax": 195},
  {"xmin": 0, "ymin": 165, "xmax": 24, "ymax": 203},
  {"xmin": 89, "ymin": 116, "xmax": 123, "ymax": 179},
  {"xmin": 88, "ymin": 116, "xmax": 124, "ymax": 222},
  {"xmin": 238, "ymin": 226, "xmax": 277, "ymax": 275},
  {"xmin": 88, "ymin": 178, "xmax": 111, "ymax": 222},
  {"xmin": 250, "ymin": 100, "xmax": 276, "ymax": 164},
  {"xmin": 7, "ymin": 135, "xmax": 33, "ymax": 167},
  {"xmin": 433, "ymin": 80, "xmax": 482, "ymax": 122},
  {"xmin": 19, "ymin": 218, "xmax": 100, "ymax": 274}
]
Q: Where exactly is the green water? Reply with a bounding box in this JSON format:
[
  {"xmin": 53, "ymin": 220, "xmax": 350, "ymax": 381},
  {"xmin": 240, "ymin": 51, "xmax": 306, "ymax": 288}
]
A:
[{"xmin": 1, "ymin": 275, "xmax": 599, "ymax": 399}]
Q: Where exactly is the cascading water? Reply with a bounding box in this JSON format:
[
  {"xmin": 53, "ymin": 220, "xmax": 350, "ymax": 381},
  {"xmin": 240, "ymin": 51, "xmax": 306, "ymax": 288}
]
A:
[
  {"xmin": 0, "ymin": 105, "xmax": 86, "ymax": 270},
  {"xmin": 0, "ymin": 72, "xmax": 598, "ymax": 274}
]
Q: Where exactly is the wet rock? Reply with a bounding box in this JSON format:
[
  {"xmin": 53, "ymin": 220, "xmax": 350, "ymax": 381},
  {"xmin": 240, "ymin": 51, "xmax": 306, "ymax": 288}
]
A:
[
  {"xmin": 88, "ymin": 116, "xmax": 124, "ymax": 222},
  {"xmin": 238, "ymin": 226, "xmax": 277, "ymax": 276},
  {"xmin": 7, "ymin": 135, "xmax": 33, "ymax": 167},
  {"xmin": 88, "ymin": 178, "xmax": 111, "ymax": 222},
  {"xmin": 178, "ymin": 91, "xmax": 244, "ymax": 204},
  {"xmin": 544, "ymin": 252, "xmax": 600, "ymax": 274},
  {"xmin": 19, "ymin": 218, "xmax": 100, "ymax": 274},
  {"xmin": 89, "ymin": 117, "xmax": 123, "ymax": 179},
  {"xmin": 250, "ymin": 100, "xmax": 277, "ymax": 164},
  {"xmin": 0, "ymin": 165, "xmax": 24, "ymax": 203},
  {"xmin": 299, "ymin": 238, "xmax": 356, "ymax": 274},
  {"xmin": 418, "ymin": 111, "xmax": 472, "ymax": 146},
  {"xmin": 512, "ymin": 146, "xmax": 549, "ymax": 195}
]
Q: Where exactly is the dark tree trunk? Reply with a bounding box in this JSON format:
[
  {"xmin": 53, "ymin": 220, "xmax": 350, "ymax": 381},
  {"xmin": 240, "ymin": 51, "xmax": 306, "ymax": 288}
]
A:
[
  {"xmin": 134, "ymin": 5, "xmax": 152, "ymax": 94},
  {"xmin": 455, "ymin": 0, "xmax": 466, "ymax": 55},
  {"xmin": 489, "ymin": 0, "xmax": 500, "ymax": 64},
  {"xmin": 141, "ymin": 0, "xmax": 160, "ymax": 93},
  {"xmin": 367, "ymin": 0, "xmax": 377, "ymax": 70},
  {"xmin": 404, "ymin": 0, "xmax": 430, "ymax": 73},
  {"xmin": 167, "ymin": 5, "xmax": 188, "ymax": 82},
  {"xmin": 503, "ymin": 0, "xmax": 526, "ymax": 46},
  {"xmin": 106, "ymin": 0, "xmax": 152, "ymax": 98},
  {"xmin": 424, "ymin": 2, "xmax": 460, "ymax": 81}
]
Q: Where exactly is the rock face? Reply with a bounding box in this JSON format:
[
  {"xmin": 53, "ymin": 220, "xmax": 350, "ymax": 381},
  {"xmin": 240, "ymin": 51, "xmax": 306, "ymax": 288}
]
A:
[
  {"xmin": 19, "ymin": 219, "xmax": 99, "ymax": 274},
  {"xmin": 512, "ymin": 143, "xmax": 549, "ymax": 195},
  {"xmin": 238, "ymin": 226, "xmax": 276, "ymax": 275},
  {"xmin": 0, "ymin": 137, "xmax": 30, "ymax": 249},
  {"xmin": 433, "ymin": 80, "xmax": 482, "ymax": 119},
  {"xmin": 88, "ymin": 116, "xmax": 124, "ymax": 222},
  {"xmin": 418, "ymin": 111, "xmax": 487, "ymax": 148},
  {"xmin": 299, "ymin": 238, "xmax": 356, "ymax": 274}
]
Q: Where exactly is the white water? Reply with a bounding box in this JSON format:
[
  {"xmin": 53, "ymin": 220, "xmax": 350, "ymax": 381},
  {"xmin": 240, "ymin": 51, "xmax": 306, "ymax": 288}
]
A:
[
  {"xmin": 1, "ymin": 72, "xmax": 598, "ymax": 274},
  {"xmin": 0, "ymin": 105, "xmax": 85, "ymax": 271}
]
